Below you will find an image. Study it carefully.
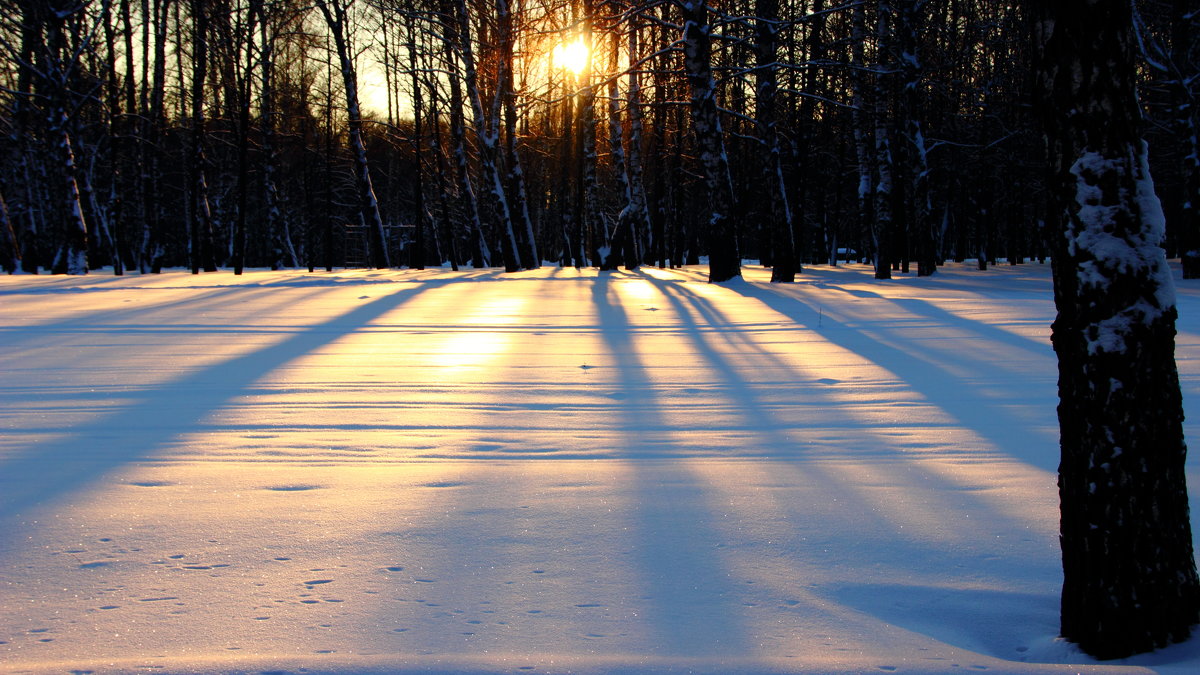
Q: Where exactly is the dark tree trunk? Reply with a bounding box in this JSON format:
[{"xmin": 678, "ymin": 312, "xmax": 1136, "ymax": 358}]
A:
[
  {"xmin": 681, "ymin": 0, "xmax": 739, "ymax": 282},
  {"xmin": 849, "ymin": 0, "xmax": 875, "ymax": 275},
  {"xmin": 316, "ymin": 0, "xmax": 391, "ymax": 269},
  {"xmin": 872, "ymin": 0, "xmax": 894, "ymax": 279},
  {"xmin": 438, "ymin": 0, "xmax": 489, "ymax": 267},
  {"xmin": 189, "ymin": 0, "xmax": 217, "ymax": 274},
  {"xmin": 1034, "ymin": 0, "xmax": 1200, "ymax": 659},
  {"xmin": 42, "ymin": 7, "xmax": 89, "ymax": 275},
  {"xmin": 756, "ymin": 0, "xmax": 796, "ymax": 282},
  {"xmin": 1166, "ymin": 0, "xmax": 1200, "ymax": 278},
  {"xmin": 497, "ymin": 0, "xmax": 538, "ymax": 269},
  {"xmin": 0, "ymin": 185, "xmax": 19, "ymax": 273},
  {"xmin": 897, "ymin": 1, "xmax": 934, "ymax": 276}
]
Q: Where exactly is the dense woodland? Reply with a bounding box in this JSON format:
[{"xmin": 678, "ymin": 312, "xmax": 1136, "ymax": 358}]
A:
[
  {"xmin": 2, "ymin": 0, "xmax": 1200, "ymax": 660},
  {"xmin": 0, "ymin": 0, "xmax": 1195, "ymax": 280}
]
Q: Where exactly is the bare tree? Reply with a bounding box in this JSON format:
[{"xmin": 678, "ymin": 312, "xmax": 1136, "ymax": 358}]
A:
[
  {"xmin": 680, "ymin": 0, "xmax": 739, "ymax": 282},
  {"xmin": 315, "ymin": 0, "xmax": 391, "ymax": 268}
]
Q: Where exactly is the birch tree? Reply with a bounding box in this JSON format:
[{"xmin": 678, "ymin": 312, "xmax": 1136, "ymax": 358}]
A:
[
  {"xmin": 871, "ymin": 0, "xmax": 895, "ymax": 279},
  {"xmin": 315, "ymin": 0, "xmax": 391, "ymax": 268},
  {"xmin": 437, "ymin": 0, "xmax": 490, "ymax": 267},
  {"xmin": 680, "ymin": 0, "xmax": 739, "ymax": 282},
  {"xmin": 498, "ymin": 0, "xmax": 539, "ymax": 269}
]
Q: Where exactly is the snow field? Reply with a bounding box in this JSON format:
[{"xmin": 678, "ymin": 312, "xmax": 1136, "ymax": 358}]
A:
[{"xmin": 1, "ymin": 263, "xmax": 1197, "ymax": 674}]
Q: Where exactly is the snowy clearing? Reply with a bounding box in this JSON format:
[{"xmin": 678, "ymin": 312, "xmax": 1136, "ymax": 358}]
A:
[{"xmin": 1, "ymin": 262, "xmax": 1199, "ymax": 675}]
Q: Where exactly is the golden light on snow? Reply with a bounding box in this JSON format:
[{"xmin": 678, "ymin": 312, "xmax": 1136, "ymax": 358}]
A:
[
  {"xmin": 552, "ymin": 37, "xmax": 589, "ymax": 76},
  {"xmin": 430, "ymin": 293, "xmax": 526, "ymax": 371}
]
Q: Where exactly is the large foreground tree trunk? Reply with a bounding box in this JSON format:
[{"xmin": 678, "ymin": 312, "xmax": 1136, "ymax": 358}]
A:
[{"xmin": 1034, "ymin": 0, "xmax": 1200, "ymax": 659}]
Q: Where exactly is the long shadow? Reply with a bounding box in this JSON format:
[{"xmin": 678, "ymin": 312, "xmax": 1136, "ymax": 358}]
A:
[
  {"xmin": 800, "ymin": 278, "xmax": 1051, "ymax": 358},
  {"xmin": 726, "ymin": 280, "xmax": 1061, "ymax": 473},
  {"xmin": 0, "ymin": 280, "xmax": 443, "ymax": 519},
  {"xmin": 646, "ymin": 274, "xmax": 1067, "ymax": 662},
  {"xmin": 590, "ymin": 272, "xmax": 751, "ymax": 656}
]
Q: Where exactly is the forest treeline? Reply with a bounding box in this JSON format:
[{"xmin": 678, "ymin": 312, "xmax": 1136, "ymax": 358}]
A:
[{"xmin": 0, "ymin": 0, "xmax": 1195, "ymax": 280}]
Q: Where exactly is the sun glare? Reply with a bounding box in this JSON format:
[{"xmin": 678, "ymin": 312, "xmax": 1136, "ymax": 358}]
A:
[{"xmin": 553, "ymin": 37, "xmax": 589, "ymax": 76}]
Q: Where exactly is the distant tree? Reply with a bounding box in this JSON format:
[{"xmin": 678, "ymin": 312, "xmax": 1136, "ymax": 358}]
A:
[
  {"xmin": 754, "ymin": 0, "xmax": 796, "ymax": 282},
  {"xmin": 1135, "ymin": 0, "xmax": 1200, "ymax": 277},
  {"xmin": 1034, "ymin": 0, "xmax": 1200, "ymax": 658},
  {"xmin": 314, "ymin": 0, "xmax": 391, "ymax": 268},
  {"xmin": 188, "ymin": 0, "xmax": 218, "ymax": 274},
  {"xmin": 9, "ymin": 0, "xmax": 93, "ymax": 274},
  {"xmin": 436, "ymin": 0, "xmax": 490, "ymax": 268},
  {"xmin": 871, "ymin": 1, "xmax": 898, "ymax": 278},
  {"xmin": 0, "ymin": 185, "xmax": 18, "ymax": 273},
  {"xmin": 680, "ymin": 0, "xmax": 739, "ymax": 282}
]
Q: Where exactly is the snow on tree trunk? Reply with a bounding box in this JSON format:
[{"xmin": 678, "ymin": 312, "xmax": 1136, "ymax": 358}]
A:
[
  {"xmin": 53, "ymin": 112, "xmax": 89, "ymax": 275},
  {"xmin": 37, "ymin": 5, "xmax": 89, "ymax": 276},
  {"xmin": 455, "ymin": 0, "xmax": 519, "ymax": 272},
  {"xmin": 497, "ymin": 0, "xmax": 538, "ymax": 270},
  {"xmin": 625, "ymin": 18, "xmax": 653, "ymax": 268},
  {"xmin": 1035, "ymin": 0, "xmax": 1200, "ymax": 659},
  {"xmin": 316, "ymin": 0, "xmax": 391, "ymax": 269},
  {"xmin": 138, "ymin": 0, "xmax": 170, "ymax": 274},
  {"xmin": 437, "ymin": 0, "xmax": 489, "ymax": 268},
  {"xmin": 580, "ymin": 0, "xmax": 601, "ymax": 267},
  {"xmin": 756, "ymin": 0, "xmax": 796, "ymax": 282},
  {"xmin": 259, "ymin": 8, "xmax": 298, "ymax": 269},
  {"xmin": 872, "ymin": 1, "xmax": 894, "ymax": 280},
  {"xmin": 849, "ymin": 0, "xmax": 875, "ymax": 275},
  {"xmin": 897, "ymin": 1, "xmax": 934, "ymax": 277},
  {"xmin": 681, "ymin": 0, "xmax": 740, "ymax": 283},
  {"xmin": 602, "ymin": 11, "xmax": 638, "ymax": 272}
]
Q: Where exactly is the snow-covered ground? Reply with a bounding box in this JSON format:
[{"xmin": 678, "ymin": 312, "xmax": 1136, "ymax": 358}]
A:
[{"xmin": 1, "ymin": 262, "xmax": 1198, "ymax": 675}]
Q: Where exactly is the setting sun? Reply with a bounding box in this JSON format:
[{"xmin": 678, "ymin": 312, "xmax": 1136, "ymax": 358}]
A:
[{"xmin": 552, "ymin": 37, "xmax": 589, "ymax": 76}]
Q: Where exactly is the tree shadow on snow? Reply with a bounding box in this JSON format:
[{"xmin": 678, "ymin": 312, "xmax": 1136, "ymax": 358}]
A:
[
  {"xmin": 831, "ymin": 582, "xmax": 1063, "ymax": 662},
  {"xmin": 589, "ymin": 271, "xmax": 754, "ymax": 657},
  {"xmin": 725, "ymin": 279, "xmax": 1061, "ymax": 473},
  {"xmin": 0, "ymin": 280, "xmax": 445, "ymax": 520}
]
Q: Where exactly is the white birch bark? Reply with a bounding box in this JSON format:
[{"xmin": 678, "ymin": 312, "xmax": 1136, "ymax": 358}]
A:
[{"xmin": 315, "ymin": 0, "xmax": 391, "ymax": 269}]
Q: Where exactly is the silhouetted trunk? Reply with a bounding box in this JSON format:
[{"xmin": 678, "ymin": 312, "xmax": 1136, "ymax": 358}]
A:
[
  {"xmin": 189, "ymin": 0, "xmax": 217, "ymax": 274},
  {"xmin": 497, "ymin": 0, "xmax": 538, "ymax": 269},
  {"xmin": 0, "ymin": 186, "xmax": 19, "ymax": 273},
  {"xmin": 316, "ymin": 0, "xmax": 391, "ymax": 268},
  {"xmin": 756, "ymin": 0, "xmax": 796, "ymax": 282},
  {"xmin": 872, "ymin": 0, "xmax": 894, "ymax": 279},
  {"xmin": 438, "ymin": 0, "xmax": 489, "ymax": 267},
  {"xmin": 1035, "ymin": 0, "xmax": 1200, "ymax": 659},
  {"xmin": 681, "ymin": 0, "xmax": 739, "ymax": 282}
]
